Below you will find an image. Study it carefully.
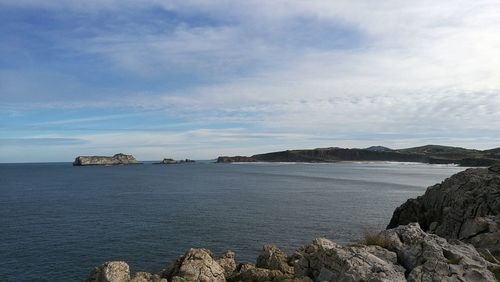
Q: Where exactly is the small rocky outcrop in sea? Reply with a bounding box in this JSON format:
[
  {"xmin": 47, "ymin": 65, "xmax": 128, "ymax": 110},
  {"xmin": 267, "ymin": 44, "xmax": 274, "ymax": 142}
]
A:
[
  {"xmin": 86, "ymin": 223, "xmax": 498, "ymax": 282},
  {"xmin": 388, "ymin": 165, "xmax": 500, "ymax": 261},
  {"xmin": 216, "ymin": 156, "xmax": 257, "ymax": 163},
  {"xmin": 73, "ymin": 154, "xmax": 139, "ymax": 166},
  {"xmin": 155, "ymin": 158, "xmax": 195, "ymax": 165}
]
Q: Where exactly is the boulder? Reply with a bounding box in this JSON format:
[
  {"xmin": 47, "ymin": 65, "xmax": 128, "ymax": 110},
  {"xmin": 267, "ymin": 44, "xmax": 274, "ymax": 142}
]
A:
[
  {"xmin": 256, "ymin": 245, "xmax": 294, "ymax": 275},
  {"xmin": 380, "ymin": 223, "xmax": 497, "ymax": 281},
  {"xmin": 388, "ymin": 165, "xmax": 500, "ymax": 259},
  {"xmin": 227, "ymin": 263, "xmax": 301, "ymax": 282},
  {"xmin": 130, "ymin": 272, "xmax": 166, "ymax": 282},
  {"xmin": 86, "ymin": 261, "xmax": 130, "ymax": 282},
  {"xmin": 290, "ymin": 238, "xmax": 406, "ymax": 281},
  {"xmin": 73, "ymin": 153, "xmax": 139, "ymax": 166},
  {"xmin": 217, "ymin": 250, "xmax": 237, "ymax": 277},
  {"xmin": 160, "ymin": 248, "xmax": 225, "ymax": 282}
]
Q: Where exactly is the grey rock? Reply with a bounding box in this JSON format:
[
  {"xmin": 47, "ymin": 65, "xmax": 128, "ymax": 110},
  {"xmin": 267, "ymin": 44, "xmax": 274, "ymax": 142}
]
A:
[
  {"xmin": 256, "ymin": 245, "xmax": 294, "ymax": 275},
  {"xmin": 388, "ymin": 166, "xmax": 500, "ymax": 260},
  {"xmin": 73, "ymin": 153, "xmax": 139, "ymax": 166},
  {"xmin": 380, "ymin": 223, "xmax": 497, "ymax": 282},
  {"xmin": 290, "ymin": 238, "xmax": 406, "ymax": 282},
  {"xmin": 86, "ymin": 261, "xmax": 131, "ymax": 282},
  {"xmin": 217, "ymin": 250, "xmax": 237, "ymax": 277},
  {"xmin": 161, "ymin": 248, "xmax": 225, "ymax": 282},
  {"xmin": 130, "ymin": 272, "xmax": 167, "ymax": 282}
]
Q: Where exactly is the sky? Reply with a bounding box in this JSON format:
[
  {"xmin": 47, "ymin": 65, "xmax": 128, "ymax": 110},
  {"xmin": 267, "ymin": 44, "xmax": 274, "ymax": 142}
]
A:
[{"xmin": 1, "ymin": 0, "xmax": 500, "ymax": 162}]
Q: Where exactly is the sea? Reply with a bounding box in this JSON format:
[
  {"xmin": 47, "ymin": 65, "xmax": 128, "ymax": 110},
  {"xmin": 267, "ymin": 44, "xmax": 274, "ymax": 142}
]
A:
[{"xmin": 0, "ymin": 161, "xmax": 467, "ymax": 281}]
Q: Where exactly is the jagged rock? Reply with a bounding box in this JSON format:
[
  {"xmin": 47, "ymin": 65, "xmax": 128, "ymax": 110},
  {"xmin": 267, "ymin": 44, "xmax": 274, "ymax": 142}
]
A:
[
  {"xmin": 256, "ymin": 245, "xmax": 294, "ymax": 275},
  {"xmin": 160, "ymin": 248, "xmax": 225, "ymax": 282},
  {"xmin": 86, "ymin": 261, "xmax": 131, "ymax": 282},
  {"xmin": 130, "ymin": 272, "xmax": 166, "ymax": 282},
  {"xmin": 228, "ymin": 267, "xmax": 295, "ymax": 282},
  {"xmin": 388, "ymin": 166, "xmax": 500, "ymax": 259},
  {"xmin": 73, "ymin": 153, "xmax": 139, "ymax": 166},
  {"xmin": 217, "ymin": 250, "xmax": 237, "ymax": 277},
  {"xmin": 380, "ymin": 223, "xmax": 497, "ymax": 281},
  {"xmin": 290, "ymin": 238, "xmax": 406, "ymax": 281},
  {"xmin": 155, "ymin": 158, "xmax": 195, "ymax": 165}
]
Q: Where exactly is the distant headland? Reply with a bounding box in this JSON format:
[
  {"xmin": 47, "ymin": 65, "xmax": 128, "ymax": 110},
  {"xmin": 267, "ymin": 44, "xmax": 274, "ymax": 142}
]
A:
[{"xmin": 217, "ymin": 144, "xmax": 500, "ymax": 166}]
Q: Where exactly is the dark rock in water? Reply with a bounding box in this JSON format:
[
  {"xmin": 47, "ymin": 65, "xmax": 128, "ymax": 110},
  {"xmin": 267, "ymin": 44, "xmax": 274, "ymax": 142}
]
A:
[
  {"xmin": 216, "ymin": 156, "xmax": 256, "ymax": 163},
  {"xmin": 388, "ymin": 165, "xmax": 500, "ymax": 260},
  {"xmin": 154, "ymin": 158, "xmax": 195, "ymax": 165},
  {"xmin": 73, "ymin": 153, "xmax": 139, "ymax": 166}
]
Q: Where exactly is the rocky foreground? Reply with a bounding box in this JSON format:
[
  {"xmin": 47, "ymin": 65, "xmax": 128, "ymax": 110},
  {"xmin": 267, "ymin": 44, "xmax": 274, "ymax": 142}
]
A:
[
  {"xmin": 73, "ymin": 154, "xmax": 139, "ymax": 166},
  {"xmin": 87, "ymin": 165, "xmax": 500, "ymax": 281}
]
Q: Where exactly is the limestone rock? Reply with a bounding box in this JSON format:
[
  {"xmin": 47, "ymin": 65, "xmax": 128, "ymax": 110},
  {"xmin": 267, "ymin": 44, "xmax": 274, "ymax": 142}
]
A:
[
  {"xmin": 161, "ymin": 248, "xmax": 225, "ymax": 282},
  {"xmin": 228, "ymin": 267, "xmax": 295, "ymax": 282},
  {"xmin": 290, "ymin": 238, "xmax": 406, "ymax": 281},
  {"xmin": 256, "ymin": 245, "xmax": 294, "ymax": 275},
  {"xmin": 73, "ymin": 153, "xmax": 139, "ymax": 166},
  {"xmin": 388, "ymin": 166, "xmax": 500, "ymax": 259},
  {"xmin": 380, "ymin": 223, "xmax": 497, "ymax": 281},
  {"xmin": 130, "ymin": 272, "xmax": 167, "ymax": 282},
  {"xmin": 217, "ymin": 250, "xmax": 237, "ymax": 277},
  {"xmin": 86, "ymin": 261, "xmax": 131, "ymax": 282}
]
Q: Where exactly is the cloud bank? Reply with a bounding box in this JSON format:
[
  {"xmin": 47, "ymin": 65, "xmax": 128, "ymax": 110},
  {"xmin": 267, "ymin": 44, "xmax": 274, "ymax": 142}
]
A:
[{"xmin": 0, "ymin": 1, "xmax": 499, "ymax": 162}]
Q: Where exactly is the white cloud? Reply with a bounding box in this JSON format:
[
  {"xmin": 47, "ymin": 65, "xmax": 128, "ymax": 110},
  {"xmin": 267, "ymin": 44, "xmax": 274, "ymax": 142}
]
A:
[{"xmin": 1, "ymin": 0, "xmax": 500, "ymax": 161}]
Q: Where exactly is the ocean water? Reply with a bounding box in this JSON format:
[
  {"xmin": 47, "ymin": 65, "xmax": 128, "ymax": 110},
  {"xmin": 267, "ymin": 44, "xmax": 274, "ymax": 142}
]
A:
[{"xmin": 0, "ymin": 161, "xmax": 466, "ymax": 281}]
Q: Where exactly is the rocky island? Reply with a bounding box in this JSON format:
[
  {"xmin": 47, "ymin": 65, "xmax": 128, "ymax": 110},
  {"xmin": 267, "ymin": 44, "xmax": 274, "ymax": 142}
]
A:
[
  {"xmin": 217, "ymin": 145, "xmax": 500, "ymax": 166},
  {"xmin": 73, "ymin": 153, "xmax": 139, "ymax": 166},
  {"xmin": 86, "ymin": 165, "xmax": 500, "ymax": 281},
  {"xmin": 154, "ymin": 158, "xmax": 195, "ymax": 165}
]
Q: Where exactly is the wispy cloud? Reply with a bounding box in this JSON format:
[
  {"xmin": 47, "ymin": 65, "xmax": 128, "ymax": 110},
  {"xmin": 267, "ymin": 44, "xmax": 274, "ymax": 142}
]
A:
[{"xmin": 1, "ymin": 1, "xmax": 499, "ymax": 161}]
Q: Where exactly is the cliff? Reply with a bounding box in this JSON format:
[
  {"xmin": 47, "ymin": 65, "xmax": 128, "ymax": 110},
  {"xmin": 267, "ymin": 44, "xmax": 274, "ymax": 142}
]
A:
[
  {"xmin": 73, "ymin": 154, "xmax": 139, "ymax": 166},
  {"xmin": 216, "ymin": 145, "xmax": 500, "ymax": 166},
  {"xmin": 388, "ymin": 164, "xmax": 500, "ymax": 262}
]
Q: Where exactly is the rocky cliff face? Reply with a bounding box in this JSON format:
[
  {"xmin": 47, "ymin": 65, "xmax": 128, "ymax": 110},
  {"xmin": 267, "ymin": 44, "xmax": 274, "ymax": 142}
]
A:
[
  {"xmin": 388, "ymin": 165, "xmax": 500, "ymax": 261},
  {"xmin": 73, "ymin": 154, "xmax": 139, "ymax": 166},
  {"xmin": 86, "ymin": 224, "xmax": 498, "ymax": 282}
]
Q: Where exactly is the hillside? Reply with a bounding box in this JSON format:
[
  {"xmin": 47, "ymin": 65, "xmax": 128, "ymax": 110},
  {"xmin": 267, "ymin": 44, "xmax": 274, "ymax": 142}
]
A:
[{"xmin": 217, "ymin": 145, "xmax": 500, "ymax": 166}]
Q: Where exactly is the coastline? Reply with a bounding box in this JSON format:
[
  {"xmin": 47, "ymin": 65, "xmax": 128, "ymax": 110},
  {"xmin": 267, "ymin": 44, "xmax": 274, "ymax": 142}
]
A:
[{"xmin": 86, "ymin": 165, "xmax": 500, "ymax": 282}]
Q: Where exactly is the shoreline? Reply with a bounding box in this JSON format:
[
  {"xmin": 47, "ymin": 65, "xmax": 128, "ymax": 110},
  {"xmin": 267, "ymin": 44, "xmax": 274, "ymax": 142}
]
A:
[{"xmin": 86, "ymin": 165, "xmax": 500, "ymax": 282}]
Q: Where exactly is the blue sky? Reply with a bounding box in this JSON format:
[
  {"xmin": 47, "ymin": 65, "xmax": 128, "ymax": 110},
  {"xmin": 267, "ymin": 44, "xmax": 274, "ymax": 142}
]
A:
[{"xmin": 1, "ymin": 1, "xmax": 500, "ymax": 162}]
